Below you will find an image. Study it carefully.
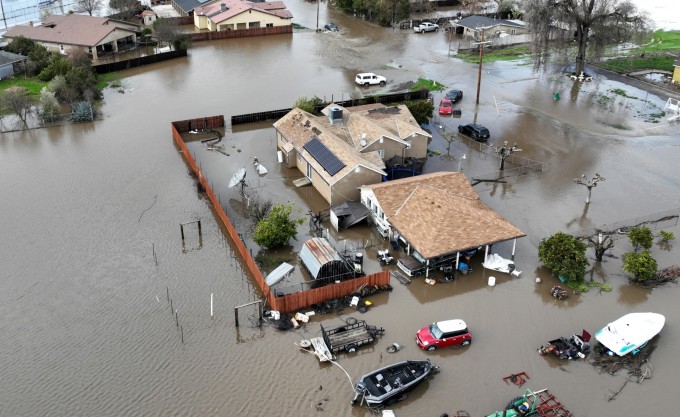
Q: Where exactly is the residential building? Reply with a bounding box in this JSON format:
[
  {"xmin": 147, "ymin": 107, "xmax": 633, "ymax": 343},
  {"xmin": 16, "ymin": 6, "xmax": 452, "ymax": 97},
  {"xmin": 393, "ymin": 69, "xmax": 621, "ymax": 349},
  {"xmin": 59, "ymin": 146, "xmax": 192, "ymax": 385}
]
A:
[
  {"xmin": 273, "ymin": 103, "xmax": 430, "ymax": 206},
  {"xmin": 3, "ymin": 15, "xmax": 138, "ymax": 61},
  {"xmin": 0, "ymin": 51, "xmax": 27, "ymax": 79},
  {"xmin": 193, "ymin": 0, "xmax": 292, "ymax": 31},
  {"xmin": 454, "ymin": 16, "xmax": 528, "ymax": 38}
]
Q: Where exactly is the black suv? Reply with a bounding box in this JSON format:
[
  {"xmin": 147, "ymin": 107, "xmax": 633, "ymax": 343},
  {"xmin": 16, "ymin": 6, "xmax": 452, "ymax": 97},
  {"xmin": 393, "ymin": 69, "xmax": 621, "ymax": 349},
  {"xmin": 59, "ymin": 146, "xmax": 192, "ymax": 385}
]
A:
[
  {"xmin": 445, "ymin": 89, "xmax": 463, "ymax": 103},
  {"xmin": 458, "ymin": 123, "xmax": 490, "ymax": 142}
]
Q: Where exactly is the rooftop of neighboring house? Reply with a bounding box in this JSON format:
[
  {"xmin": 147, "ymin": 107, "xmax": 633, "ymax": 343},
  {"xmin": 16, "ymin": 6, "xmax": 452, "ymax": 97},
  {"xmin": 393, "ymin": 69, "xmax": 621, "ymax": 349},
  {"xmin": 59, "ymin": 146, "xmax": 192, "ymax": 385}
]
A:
[
  {"xmin": 456, "ymin": 15, "xmax": 526, "ymax": 30},
  {"xmin": 0, "ymin": 50, "xmax": 27, "ymax": 66},
  {"xmin": 362, "ymin": 172, "xmax": 525, "ymax": 259},
  {"xmin": 3, "ymin": 15, "xmax": 138, "ymax": 47},
  {"xmin": 194, "ymin": 0, "xmax": 293, "ymax": 23}
]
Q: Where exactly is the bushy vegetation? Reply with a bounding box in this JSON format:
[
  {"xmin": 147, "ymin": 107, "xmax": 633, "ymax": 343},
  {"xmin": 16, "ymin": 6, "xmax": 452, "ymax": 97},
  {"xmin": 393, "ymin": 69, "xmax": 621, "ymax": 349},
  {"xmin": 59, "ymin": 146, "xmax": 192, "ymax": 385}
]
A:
[
  {"xmin": 253, "ymin": 203, "xmax": 305, "ymax": 249},
  {"xmin": 293, "ymin": 96, "xmax": 323, "ymax": 114},
  {"xmin": 627, "ymin": 226, "xmax": 653, "ymax": 252},
  {"xmin": 659, "ymin": 230, "xmax": 675, "ymax": 242},
  {"xmin": 410, "ymin": 78, "xmax": 445, "ymax": 92},
  {"xmin": 334, "ymin": 0, "xmax": 410, "ymax": 26},
  {"xmin": 539, "ymin": 232, "xmax": 589, "ymax": 283},
  {"xmin": 404, "ymin": 100, "xmax": 434, "ymax": 125},
  {"xmin": 623, "ymin": 250, "xmax": 657, "ymax": 282}
]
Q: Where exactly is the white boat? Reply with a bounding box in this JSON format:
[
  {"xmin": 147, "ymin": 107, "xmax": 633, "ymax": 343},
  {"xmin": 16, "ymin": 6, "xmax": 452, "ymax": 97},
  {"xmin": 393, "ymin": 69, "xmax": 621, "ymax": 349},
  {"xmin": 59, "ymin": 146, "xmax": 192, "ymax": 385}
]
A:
[
  {"xmin": 595, "ymin": 312, "xmax": 665, "ymax": 356},
  {"xmin": 482, "ymin": 253, "xmax": 521, "ymax": 277}
]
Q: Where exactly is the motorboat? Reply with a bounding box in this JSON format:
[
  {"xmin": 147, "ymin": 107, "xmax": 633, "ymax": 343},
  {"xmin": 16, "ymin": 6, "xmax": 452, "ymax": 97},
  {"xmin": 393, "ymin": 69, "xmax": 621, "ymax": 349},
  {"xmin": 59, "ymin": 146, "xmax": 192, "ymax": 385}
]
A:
[
  {"xmin": 482, "ymin": 253, "xmax": 521, "ymax": 277},
  {"xmin": 538, "ymin": 330, "xmax": 591, "ymax": 359},
  {"xmin": 595, "ymin": 312, "xmax": 665, "ymax": 356},
  {"xmin": 351, "ymin": 359, "xmax": 437, "ymax": 407}
]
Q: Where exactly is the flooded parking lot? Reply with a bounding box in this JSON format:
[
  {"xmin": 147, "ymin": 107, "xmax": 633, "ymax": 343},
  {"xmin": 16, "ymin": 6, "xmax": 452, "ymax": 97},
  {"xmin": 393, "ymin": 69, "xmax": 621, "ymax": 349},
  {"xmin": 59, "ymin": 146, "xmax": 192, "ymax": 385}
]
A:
[{"xmin": 2, "ymin": 3, "xmax": 680, "ymax": 416}]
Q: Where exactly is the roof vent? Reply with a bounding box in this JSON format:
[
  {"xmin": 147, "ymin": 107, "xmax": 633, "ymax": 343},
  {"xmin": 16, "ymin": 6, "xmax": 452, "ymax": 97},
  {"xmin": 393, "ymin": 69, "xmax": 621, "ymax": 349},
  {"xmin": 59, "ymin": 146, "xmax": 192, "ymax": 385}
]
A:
[
  {"xmin": 328, "ymin": 107, "xmax": 343, "ymax": 125},
  {"xmin": 220, "ymin": 2, "xmax": 227, "ymax": 12},
  {"xmin": 360, "ymin": 139, "xmax": 367, "ymax": 147}
]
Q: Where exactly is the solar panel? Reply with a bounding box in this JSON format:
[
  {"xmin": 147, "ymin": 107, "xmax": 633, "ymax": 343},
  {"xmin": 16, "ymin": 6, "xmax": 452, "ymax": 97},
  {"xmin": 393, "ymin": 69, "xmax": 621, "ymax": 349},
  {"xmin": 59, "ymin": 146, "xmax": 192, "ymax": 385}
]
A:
[{"xmin": 303, "ymin": 137, "xmax": 346, "ymax": 176}]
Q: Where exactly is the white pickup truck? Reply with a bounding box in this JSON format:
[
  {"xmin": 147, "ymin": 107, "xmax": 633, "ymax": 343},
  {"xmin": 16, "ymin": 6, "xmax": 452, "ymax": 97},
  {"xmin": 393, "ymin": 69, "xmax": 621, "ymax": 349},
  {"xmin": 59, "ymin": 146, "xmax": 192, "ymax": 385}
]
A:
[{"xmin": 413, "ymin": 22, "xmax": 439, "ymax": 33}]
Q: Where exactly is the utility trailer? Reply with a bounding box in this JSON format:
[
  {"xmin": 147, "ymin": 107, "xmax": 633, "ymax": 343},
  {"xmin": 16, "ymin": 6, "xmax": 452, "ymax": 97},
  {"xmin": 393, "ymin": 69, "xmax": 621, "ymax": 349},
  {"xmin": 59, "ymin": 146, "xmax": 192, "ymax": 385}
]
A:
[
  {"xmin": 321, "ymin": 320, "xmax": 384, "ymax": 354},
  {"xmin": 486, "ymin": 388, "xmax": 572, "ymax": 417}
]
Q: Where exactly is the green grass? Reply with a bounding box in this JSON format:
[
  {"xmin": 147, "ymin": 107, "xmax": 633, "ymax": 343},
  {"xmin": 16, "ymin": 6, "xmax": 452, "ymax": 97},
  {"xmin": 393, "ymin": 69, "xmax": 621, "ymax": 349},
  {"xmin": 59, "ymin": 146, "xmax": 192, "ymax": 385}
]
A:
[
  {"xmin": 456, "ymin": 45, "xmax": 531, "ymax": 63},
  {"xmin": 637, "ymin": 30, "xmax": 680, "ymax": 53},
  {"xmin": 410, "ymin": 77, "xmax": 445, "ymax": 92},
  {"xmin": 598, "ymin": 55, "xmax": 675, "ymax": 73},
  {"xmin": 0, "ymin": 76, "xmax": 48, "ymax": 96},
  {"xmin": 96, "ymin": 72, "xmax": 122, "ymax": 89}
]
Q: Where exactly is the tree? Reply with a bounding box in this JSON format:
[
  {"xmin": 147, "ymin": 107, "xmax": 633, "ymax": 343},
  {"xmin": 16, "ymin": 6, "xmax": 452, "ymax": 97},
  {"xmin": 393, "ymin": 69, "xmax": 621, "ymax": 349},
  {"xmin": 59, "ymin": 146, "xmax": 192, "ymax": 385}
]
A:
[
  {"xmin": 76, "ymin": 0, "xmax": 103, "ymax": 16},
  {"xmin": 586, "ymin": 233, "xmax": 614, "ymax": 262},
  {"xmin": 539, "ymin": 231, "xmax": 589, "ymax": 282},
  {"xmin": 522, "ymin": 0, "xmax": 649, "ymax": 76},
  {"xmin": 39, "ymin": 87, "xmax": 61, "ymax": 122},
  {"xmin": 627, "ymin": 226, "xmax": 653, "ymax": 252},
  {"xmin": 5, "ymin": 36, "xmax": 37, "ymax": 56},
  {"xmin": 623, "ymin": 250, "xmax": 657, "ymax": 282},
  {"xmin": 404, "ymin": 99, "xmax": 434, "ymax": 125},
  {"xmin": 109, "ymin": 0, "xmax": 139, "ymax": 17},
  {"xmin": 0, "ymin": 87, "xmax": 35, "ymax": 126},
  {"xmin": 153, "ymin": 18, "xmax": 180, "ymax": 49},
  {"xmin": 293, "ymin": 96, "xmax": 323, "ymax": 114},
  {"xmin": 253, "ymin": 203, "xmax": 305, "ymax": 249}
]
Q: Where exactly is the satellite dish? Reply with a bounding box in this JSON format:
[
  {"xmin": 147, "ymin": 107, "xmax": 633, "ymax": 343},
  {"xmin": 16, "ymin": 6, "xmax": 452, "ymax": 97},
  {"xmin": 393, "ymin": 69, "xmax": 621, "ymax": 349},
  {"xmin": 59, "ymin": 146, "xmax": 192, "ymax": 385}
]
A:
[
  {"xmin": 228, "ymin": 168, "xmax": 247, "ymax": 188},
  {"xmin": 360, "ymin": 139, "xmax": 367, "ymax": 147}
]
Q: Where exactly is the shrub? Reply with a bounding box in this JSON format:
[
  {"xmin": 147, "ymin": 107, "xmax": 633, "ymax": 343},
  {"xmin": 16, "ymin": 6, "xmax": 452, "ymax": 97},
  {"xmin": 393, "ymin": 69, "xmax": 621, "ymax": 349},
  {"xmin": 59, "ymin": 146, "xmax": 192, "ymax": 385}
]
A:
[
  {"xmin": 628, "ymin": 226, "xmax": 653, "ymax": 251},
  {"xmin": 659, "ymin": 230, "xmax": 675, "ymax": 242},
  {"xmin": 539, "ymin": 232, "xmax": 589, "ymax": 283},
  {"xmin": 253, "ymin": 203, "xmax": 305, "ymax": 249},
  {"xmin": 623, "ymin": 251, "xmax": 657, "ymax": 282}
]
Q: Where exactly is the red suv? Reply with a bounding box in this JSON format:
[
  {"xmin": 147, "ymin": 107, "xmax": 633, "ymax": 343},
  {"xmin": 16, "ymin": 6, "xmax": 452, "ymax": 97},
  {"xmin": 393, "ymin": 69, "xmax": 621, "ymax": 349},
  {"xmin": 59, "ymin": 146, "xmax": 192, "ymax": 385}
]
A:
[{"xmin": 416, "ymin": 319, "xmax": 472, "ymax": 351}]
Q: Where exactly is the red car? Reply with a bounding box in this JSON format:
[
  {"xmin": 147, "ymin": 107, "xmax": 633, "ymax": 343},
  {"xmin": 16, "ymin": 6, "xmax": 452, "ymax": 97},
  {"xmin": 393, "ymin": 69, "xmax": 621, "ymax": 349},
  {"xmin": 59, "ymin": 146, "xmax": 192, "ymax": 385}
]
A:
[
  {"xmin": 416, "ymin": 319, "xmax": 472, "ymax": 351},
  {"xmin": 438, "ymin": 98, "xmax": 453, "ymax": 115}
]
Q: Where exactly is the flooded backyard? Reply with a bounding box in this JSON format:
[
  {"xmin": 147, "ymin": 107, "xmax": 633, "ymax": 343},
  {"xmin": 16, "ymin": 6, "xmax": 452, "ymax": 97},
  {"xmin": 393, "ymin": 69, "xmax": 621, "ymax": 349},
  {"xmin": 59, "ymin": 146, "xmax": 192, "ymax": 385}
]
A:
[{"xmin": 2, "ymin": 2, "xmax": 680, "ymax": 417}]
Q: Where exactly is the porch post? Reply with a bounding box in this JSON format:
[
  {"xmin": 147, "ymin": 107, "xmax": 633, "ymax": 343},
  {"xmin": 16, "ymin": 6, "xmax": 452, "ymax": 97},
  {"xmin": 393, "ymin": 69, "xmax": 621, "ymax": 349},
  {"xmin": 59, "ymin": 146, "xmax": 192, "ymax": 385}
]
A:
[
  {"xmin": 455, "ymin": 252, "xmax": 460, "ymax": 270},
  {"xmin": 407, "ymin": 243, "xmax": 410, "ymax": 255},
  {"xmin": 425, "ymin": 259, "xmax": 430, "ymax": 278},
  {"xmin": 511, "ymin": 238, "xmax": 517, "ymax": 260},
  {"xmin": 484, "ymin": 245, "xmax": 489, "ymax": 262}
]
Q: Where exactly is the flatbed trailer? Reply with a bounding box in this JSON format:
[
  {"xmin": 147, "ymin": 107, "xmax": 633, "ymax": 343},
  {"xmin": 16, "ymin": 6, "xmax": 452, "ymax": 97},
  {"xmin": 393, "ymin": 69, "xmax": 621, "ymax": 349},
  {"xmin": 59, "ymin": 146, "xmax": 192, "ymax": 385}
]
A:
[{"xmin": 321, "ymin": 320, "xmax": 384, "ymax": 354}]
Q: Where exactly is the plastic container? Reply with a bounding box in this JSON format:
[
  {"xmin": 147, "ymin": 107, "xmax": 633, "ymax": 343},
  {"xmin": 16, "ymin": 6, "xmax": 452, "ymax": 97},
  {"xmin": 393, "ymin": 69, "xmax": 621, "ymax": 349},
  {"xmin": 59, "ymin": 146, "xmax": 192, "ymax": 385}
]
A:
[{"xmin": 488, "ymin": 276, "xmax": 496, "ymax": 286}]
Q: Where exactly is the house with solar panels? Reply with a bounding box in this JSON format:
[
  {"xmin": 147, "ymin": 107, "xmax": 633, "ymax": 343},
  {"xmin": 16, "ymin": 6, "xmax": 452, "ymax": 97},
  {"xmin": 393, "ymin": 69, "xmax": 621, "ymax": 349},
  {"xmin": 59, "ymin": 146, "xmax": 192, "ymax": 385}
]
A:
[
  {"xmin": 193, "ymin": 0, "xmax": 293, "ymax": 31},
  {"xmin": 273, "ymin": 103, "xmax": 430, "ymax": 206}
]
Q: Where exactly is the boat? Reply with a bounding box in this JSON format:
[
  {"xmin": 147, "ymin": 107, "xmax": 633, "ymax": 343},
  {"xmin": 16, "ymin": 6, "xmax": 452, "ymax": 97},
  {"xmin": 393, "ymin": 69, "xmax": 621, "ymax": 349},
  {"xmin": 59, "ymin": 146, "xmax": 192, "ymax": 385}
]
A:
[
  {"xmin": 538, "ymin": 330, "xmax": 591, "ymax": 359},
  {"xmin": 351, "ymin": 359, "xmax": 437, "ymax": 407},
  {"xmin": 482, "ymin": 253, "xmax": 521, "ymax": 277},
  {"xmin": 594, "ymin": 312, "xmax": 665, "ymax": 356}
]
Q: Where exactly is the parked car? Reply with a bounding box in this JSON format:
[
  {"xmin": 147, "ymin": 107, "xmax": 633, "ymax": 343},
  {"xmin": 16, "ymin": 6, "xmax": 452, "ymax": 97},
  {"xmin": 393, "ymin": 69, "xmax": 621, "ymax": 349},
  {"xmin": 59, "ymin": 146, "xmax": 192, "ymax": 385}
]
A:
[
  {"xmin": 414, "ymin": 22, "xmax": 439, "ymax": 33},
  {"xmin": 445, "ymin": 89, "xmax": 463, "ymax": 103},
  {"xmin": 355, "ymin": 73, "xmax": 386, "ymax": 87},
  {"xmin": 458, "ymin": 123, "xmax": 490, "ymax": 142},
  {"xmin": 324, "ymin": 23, "xmax": 339, "ymax": 32},
  {"xmin": 416, "ymin": 319, "xmax": 472, "ymax": 351},
  {"xmin": 438, "ymin": 98, "xmax": 453, "ymax": 115}
]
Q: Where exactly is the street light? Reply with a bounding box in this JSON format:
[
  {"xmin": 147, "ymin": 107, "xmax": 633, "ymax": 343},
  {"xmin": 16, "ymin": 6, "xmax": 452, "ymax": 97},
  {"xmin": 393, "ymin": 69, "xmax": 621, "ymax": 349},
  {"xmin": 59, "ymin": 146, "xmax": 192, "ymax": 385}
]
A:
[
  {"xmin": 574, "ymin": 173, "xmax": 605, "ymax": 204},
  {"xmin": 458, "ymin": 154, "xmax": 466, "ymax": 172}
]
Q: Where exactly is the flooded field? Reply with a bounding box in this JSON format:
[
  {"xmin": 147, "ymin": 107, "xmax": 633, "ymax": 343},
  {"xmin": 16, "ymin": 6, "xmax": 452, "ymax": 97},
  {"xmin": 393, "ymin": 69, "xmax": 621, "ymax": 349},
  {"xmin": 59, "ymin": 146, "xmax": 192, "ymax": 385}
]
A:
[{"xmin": 1, "ymin": 2, "xmax": 680, "ymax": 417}]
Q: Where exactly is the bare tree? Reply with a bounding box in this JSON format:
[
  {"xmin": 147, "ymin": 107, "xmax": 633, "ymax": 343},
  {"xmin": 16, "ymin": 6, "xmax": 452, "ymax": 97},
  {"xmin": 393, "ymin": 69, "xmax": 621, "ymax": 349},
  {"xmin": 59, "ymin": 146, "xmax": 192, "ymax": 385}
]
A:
[
  {"xmin": 109, "ymin": 0, "xmax": 139, "ymax": 18},
  {"xmin": 522, "ymin": 0, "xmax": 649, "ymax": 76},
  {"xmin": 0, "ymin": 87, "xmax": 35, "ymax": 127},
  {"xmin": 153, "ymin": 18, "xmax": 179, "ymax": 49},
  {"xmin": 76, "ymin": 0, "xmax": 103, "ymax": 16}
]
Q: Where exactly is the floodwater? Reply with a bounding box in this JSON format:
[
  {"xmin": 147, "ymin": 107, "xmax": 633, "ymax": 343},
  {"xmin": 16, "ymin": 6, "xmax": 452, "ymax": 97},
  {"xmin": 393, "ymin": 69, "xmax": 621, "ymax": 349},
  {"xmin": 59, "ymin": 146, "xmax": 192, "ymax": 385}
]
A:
[{"xmin": 2, "ymin": 3, "xmax": 680, "ymax": 417}]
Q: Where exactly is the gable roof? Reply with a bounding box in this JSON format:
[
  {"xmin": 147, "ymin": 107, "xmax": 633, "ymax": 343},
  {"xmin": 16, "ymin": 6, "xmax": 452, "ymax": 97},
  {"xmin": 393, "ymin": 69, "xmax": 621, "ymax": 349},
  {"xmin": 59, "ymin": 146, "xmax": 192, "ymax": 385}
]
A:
[
  {"xmin": 0, "ymin": 50, "xmax": 27, "ymax": 66},
  {"xmin": 456, "ymin": 16, "xmax": 525, "ymax": 30},
  {"xmin": 194, "ymin": 0, "xmax": 292, "ymax": 24},
  {"xmin": 273, "ymin": 108, "xmax": 385, "ymax": 185},
  {"xmin": 362, "ymin": 172, "xmax": 525, "ymax": 259},
  {"xmin": 4, "ymin": 15, "xmax": 138, "ymax": 47}
]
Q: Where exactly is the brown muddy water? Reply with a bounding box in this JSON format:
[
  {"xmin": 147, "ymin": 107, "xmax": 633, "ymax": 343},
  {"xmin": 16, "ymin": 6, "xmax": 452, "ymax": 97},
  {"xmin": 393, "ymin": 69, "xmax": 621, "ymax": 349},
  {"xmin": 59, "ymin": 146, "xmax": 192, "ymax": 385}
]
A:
[{"xmin": 2, "ymin": 3, "xmax": 680, "ymax": 417}]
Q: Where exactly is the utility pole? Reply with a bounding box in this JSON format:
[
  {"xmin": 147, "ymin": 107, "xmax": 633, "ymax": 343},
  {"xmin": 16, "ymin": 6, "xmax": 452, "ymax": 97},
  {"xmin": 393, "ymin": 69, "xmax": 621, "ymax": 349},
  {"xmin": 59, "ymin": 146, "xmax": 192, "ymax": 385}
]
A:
[
  {"xmin": 474, "ymin": 26, "xmax": 492, "ymax": 105},
  {"xmin": 316, "ymin": 0, "xmax": 319, "ymax": 31}
]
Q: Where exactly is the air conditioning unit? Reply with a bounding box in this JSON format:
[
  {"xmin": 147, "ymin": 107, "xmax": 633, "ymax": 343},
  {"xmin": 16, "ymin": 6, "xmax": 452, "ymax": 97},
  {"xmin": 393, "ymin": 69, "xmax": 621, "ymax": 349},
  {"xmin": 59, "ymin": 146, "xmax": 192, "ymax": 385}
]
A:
[{"xmin": 328, "ymin": 107, "xmax": 343, "ymax": 125}]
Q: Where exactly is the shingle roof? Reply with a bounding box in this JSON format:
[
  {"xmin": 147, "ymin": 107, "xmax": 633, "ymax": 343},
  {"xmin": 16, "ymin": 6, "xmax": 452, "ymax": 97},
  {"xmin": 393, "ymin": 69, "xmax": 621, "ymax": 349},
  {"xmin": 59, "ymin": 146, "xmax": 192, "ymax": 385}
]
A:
[
  {"xmin": 194, "ymin": 0, "xmax": 292, "ymax": 23},
  {"xmin": 4, "ymin": 15, "xmax": 137, "ymax": 47},
  {"xmin": 456, "ymin": 16, "xmax": 525, "ymax": 30},
  {"xmin": 0, "ymin": 50, "xmax": 26, "ymax": 66},
  {"xmin": 273, "ymin": 108, "xmax": 385, "ymax": 185},
  {"xmin": 362, "ymin": 172, "xmax": 525, "ymax": 259}
]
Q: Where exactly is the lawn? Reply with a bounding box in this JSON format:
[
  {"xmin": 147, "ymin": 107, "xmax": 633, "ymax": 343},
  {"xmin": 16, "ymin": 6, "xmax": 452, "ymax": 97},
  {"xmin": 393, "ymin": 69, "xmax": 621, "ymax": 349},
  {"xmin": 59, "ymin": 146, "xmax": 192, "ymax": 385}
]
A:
[
  {"xmin": 0, "ymin": 76, "xmax": 48, "ymax": 96},
  {"xmin": 597, "ymin": 55, "xmax": 675, "ymax": 73},
  {"xmin": 455, "ymin": 45, "xmax": 531, "ymax": 63},
  {"xmin": 410, "ymin": 77, "xmax": 446, "ymax": 92},
  {"xmin": 636, "ymin": 30, "xmax": 680, "ymax": 53}
]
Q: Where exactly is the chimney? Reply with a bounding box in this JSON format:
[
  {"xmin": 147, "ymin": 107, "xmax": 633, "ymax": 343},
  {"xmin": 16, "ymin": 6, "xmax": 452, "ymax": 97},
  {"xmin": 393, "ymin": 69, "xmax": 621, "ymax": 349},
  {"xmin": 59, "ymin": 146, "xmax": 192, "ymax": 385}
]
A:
[
  {"xmin": 220, "ymin": 3, "xmax": 226, "ymax": 12},
  {"xmin": 29, "ymin": 21, "xmax": 33, "ymax": 26}
]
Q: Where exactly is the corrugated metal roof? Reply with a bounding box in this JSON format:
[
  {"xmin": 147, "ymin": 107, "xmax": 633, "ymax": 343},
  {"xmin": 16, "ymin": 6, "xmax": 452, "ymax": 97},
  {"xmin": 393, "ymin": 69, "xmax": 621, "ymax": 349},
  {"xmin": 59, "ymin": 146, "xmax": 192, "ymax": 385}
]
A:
[{"xmin": 299, "ymin": 237, "xmax": 343, "ymax": 279}]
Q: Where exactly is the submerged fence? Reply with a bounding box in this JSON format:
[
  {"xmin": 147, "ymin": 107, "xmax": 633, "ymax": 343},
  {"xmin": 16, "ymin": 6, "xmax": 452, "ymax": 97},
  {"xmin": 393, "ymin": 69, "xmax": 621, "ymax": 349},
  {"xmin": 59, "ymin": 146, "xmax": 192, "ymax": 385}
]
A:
[
  {"xmin": 93, "ymin": 49, "xmax": 188, "ymax": 74},
  {"xmin": 171, "ymin": 115, "xmax": 390, "ymax": 313}
]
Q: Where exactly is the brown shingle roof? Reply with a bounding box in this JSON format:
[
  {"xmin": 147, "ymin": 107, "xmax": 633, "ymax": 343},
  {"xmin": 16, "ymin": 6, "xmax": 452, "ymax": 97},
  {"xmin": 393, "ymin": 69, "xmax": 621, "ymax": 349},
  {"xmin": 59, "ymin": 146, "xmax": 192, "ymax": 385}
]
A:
[
  {"xmin": 194, "ymin": 0, "xmax": 292, "ymax": 23},
  {"xmin": 363, "ymin": 172, "xmax": 525, "ymax": 259},
  {"xmin": 4, "ymin": 15, "xmax": 137, "ymax": 47}
]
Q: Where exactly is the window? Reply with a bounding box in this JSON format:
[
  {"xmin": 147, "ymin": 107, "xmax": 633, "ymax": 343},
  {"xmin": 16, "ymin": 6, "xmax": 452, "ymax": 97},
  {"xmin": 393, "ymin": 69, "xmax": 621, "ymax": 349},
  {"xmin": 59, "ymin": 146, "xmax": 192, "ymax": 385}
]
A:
[
  {"xmin": 378, "ymin": 149, "xmax": 385, "ymax": 159},
  {"xmin": 266, "ymin": 23, "xmax": 273, "ymax": 28},
  {"xmin": 306, "ymin": 162, "xmax": 312, "ymax": 179}
]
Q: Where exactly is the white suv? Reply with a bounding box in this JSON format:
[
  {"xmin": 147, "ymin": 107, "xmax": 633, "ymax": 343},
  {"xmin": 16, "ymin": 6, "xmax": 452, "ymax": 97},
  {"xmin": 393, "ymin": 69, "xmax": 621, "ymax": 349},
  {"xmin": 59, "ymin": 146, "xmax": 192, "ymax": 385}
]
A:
[
  {"xmin": 414, "ymin": 22, "xmax": 439, "ymax": 33},
  {"xmin": 355, "ymin": 73, "xmax": 386, "ymax": 87}
]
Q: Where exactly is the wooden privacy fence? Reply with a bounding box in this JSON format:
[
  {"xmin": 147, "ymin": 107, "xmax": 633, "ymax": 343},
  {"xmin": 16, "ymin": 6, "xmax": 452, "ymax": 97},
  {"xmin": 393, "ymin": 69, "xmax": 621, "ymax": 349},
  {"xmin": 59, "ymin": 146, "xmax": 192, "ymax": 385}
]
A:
[
  {"xmin": 171, "ymin": 116, "xmax": 391, "ymax": 314},
  {"xmin": 93, "ymin": 49, "xmax": 187, "ymax": 74},
  {"xmin": 188, "ymin": 25, "xmax": 293, "ymax": 42}
]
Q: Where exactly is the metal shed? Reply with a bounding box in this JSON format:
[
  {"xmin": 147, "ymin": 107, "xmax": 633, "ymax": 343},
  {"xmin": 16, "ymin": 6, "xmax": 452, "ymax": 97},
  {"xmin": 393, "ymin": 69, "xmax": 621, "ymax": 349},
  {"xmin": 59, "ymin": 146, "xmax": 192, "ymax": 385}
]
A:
[{"xmin": 300, "ymin": 237, "xmax": 349, "ymax": 280}]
